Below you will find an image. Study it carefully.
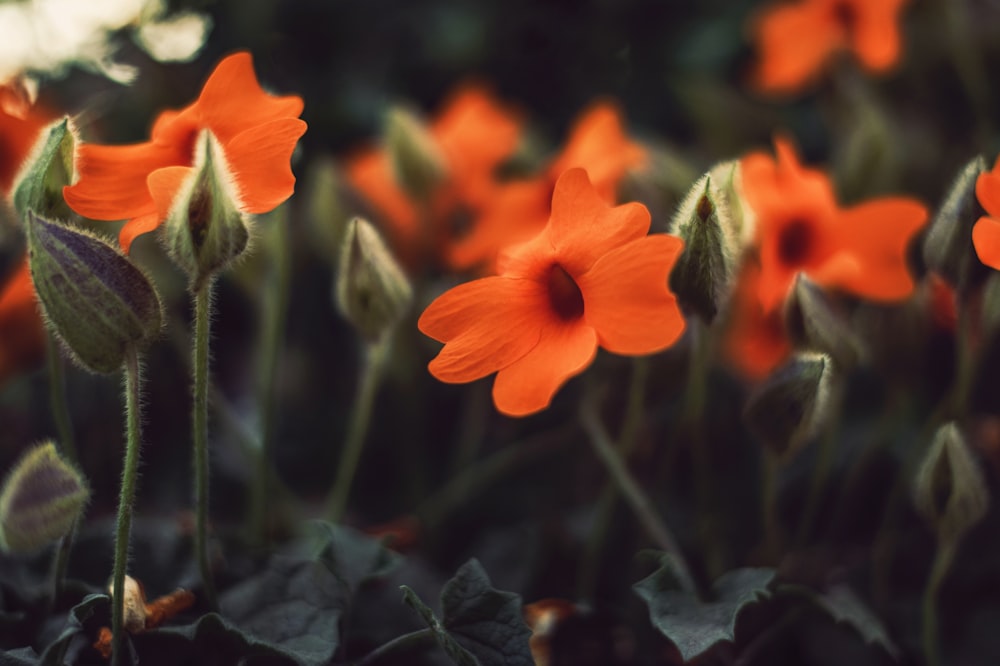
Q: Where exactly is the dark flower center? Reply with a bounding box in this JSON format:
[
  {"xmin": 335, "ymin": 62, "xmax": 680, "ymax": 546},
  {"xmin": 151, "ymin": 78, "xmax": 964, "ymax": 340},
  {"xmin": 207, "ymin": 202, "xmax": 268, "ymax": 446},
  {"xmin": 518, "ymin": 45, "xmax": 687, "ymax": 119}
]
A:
[
  {"xmin": 547, "ymin": 263, "xmax": 584, "ymax": 320},
  {"xmin": 832, "ymin": 1, "xmax": 857, "ymax": 34},
  {"xmin": 777, "ymin": 219, "xmax": 814, "ymax": 266}
]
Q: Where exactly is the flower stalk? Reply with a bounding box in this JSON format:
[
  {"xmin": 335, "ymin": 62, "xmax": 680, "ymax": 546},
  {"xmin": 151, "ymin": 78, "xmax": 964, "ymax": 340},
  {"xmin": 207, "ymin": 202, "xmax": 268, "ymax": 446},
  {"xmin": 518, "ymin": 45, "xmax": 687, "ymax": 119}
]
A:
[
  {"xmin": 111, "ymin": 346, "xmax": 143, "ymax": 666},
  {"xmin": 192, "ymin": 280, "xmax": 217, "ymax": 609}
]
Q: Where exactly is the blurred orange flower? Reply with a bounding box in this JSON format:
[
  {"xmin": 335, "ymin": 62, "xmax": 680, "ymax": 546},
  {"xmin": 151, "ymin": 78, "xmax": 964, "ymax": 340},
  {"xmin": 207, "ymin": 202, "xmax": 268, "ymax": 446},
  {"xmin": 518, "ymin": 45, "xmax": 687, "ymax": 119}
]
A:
[
  {"xmin": 64, "ymin": 51, "xmax": 307, "ymax": 251},
  {"xmin": 751, "ymin": 0, "xmax": 910, "ymax": 94},
  {"xmin": 723, "ymin": 263, "xmax": 792, "ymax": 379},
  {"xmin": 448, "ymin": 102, "xmax": 647, "ymax": 272},
  {"xmin": 973, "ymin": 156, "xmax": 1000, "ymax": 270},
  {"xmin": 419, "ymin": 168, "xmax": 685, "ymax": 416},
  {"xmin": 344, "ymin": 84, "xmax": 522, "ymax": 270},
  {"xmin": 0, "ymin": 97, "xmax": 53, "ymax": 387},
  {"xmin": 741, "ymin": 136, "xmax": 926, "ymax": 312}
]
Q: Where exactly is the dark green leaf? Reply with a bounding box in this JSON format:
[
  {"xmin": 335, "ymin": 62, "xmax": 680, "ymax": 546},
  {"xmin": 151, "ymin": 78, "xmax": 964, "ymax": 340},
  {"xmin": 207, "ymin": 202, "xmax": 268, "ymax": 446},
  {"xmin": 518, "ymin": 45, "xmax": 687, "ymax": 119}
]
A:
[
  {"xmin": 141, "ymin": 557, "xmax": 344, "ymax": 666},
  {"xmin": 402, "ymin": 559, "xmax": 533, "ymax": 666},
  {"xmin": 634, "ymin": 555, "xmax": 774, "ymax": 662},
  {"xmin": 813, "ymin": 584, "xmax": 900, "ymax": 659},
  {"xmin": 38, "ymin": 594, "xmax": 108, "ymax": 666},
  {"xmin": 0, "ymin": 647, "xmax": 38, "ymax": 666},
  {"xmin": 312, "ymin": 521, "xmax": 400, "ymax": 598},
  {"xmin": 402, "ymin": 586, "xmax": 477, "ymax": 666}
]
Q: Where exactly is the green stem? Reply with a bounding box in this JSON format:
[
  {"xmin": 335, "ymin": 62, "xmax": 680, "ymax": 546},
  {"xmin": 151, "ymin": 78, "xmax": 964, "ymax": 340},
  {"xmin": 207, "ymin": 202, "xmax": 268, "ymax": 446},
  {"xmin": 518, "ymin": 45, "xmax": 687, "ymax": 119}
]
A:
[
  {"xmin": 48, "ymin": 520, "xmax": 76, "ymax": 609},
  {"xmin": 192, "ymin": 282, "xmax": 217, "ymax": 610},
  {"xmin": 416, "ymin": 424, "xmax": 575, "ymax": 529},
  {"xmin": 357, "ymin": 628, "xmax": 434, "ymax": 666},
  {"xmin": 249, "ymin": 215, "xmax": 291, "ymax": 546},
  {"xmin": 46, "ymin": 333, "xmax": 76, "ymax": 463},
  {"xmin": 577, "ymin": 358, "xmax": 649, "ymax": 602},
  {"xmin": 326, "ymin": 341, "xmax": 388, "ymax": 523},
  {"xmin": 760, "ymin": 451, "xmax": 782, "ymax": 561},
  {"xmin": 579, "ymin": 396, "xmax": 696, "ymax": 595},
  {"xmin": 922, "ymin": 540, "xmax": 957, "ymax": 666},
  {"xmin": 111, "ymin": 347, "xmax": 143, "ymax": 666}
]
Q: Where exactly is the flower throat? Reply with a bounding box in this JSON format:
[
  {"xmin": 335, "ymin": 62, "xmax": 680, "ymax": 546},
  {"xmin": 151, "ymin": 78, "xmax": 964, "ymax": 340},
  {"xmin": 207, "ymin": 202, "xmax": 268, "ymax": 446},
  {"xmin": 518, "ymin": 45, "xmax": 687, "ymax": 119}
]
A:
[{"xmin": 547, "ymin": 264, "xmax": 584, "ymax": 320}]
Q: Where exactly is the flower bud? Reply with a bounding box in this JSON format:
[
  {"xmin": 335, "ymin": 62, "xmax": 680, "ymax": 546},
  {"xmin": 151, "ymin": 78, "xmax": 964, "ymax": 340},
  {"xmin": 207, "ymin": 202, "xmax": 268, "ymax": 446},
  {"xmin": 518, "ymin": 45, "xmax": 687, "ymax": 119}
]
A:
[
  {"xmin": 12, "ymin": 117, "xmax": 76, "ymax": 221},
  {"xmin": 784, "ymin": 274, "xmax": 865, "ymax": 369},
  {"xmin": 385, "ymin": 106, "xmax": 447, "ymax": 203},
  {"xmin": 914, "ymin": 422, "xmax": 989, "ymax": 543},
  {"xmin": 163, "ymin": 130, "xmax": 250, "ymax": 289},
  {"xmin": 743, "ymin": 352, "xmax": 834, "ymax": 460},
  {"xmin": 0, "ymin": 441, "xmax": 89, "ymax": 553},
  {"xmin": 26, "ymin": 212, "xmax": 162, "ymax": 373},
  {"xmin": 668, "ymin": 162, "xmax": 748, "ymax": 324},
  {"xmin": 109, "ymin": 575, "xmax": 149, "ymax": 633},
  {"xmin": 335, "ymin": 217, "xmax": 413, "ymax": 342},
  {"xmin": 923, "ymin": 156, "xmax": 989, "ymax": 292}
]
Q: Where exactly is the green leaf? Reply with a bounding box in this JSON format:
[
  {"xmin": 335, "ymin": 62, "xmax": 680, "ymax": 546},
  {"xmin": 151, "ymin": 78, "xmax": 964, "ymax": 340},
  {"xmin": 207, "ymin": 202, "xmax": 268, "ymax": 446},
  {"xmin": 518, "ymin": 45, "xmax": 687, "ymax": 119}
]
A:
[
  {"xmin": 402, "ymin": 558, "xmax": 533, "ymax": 666},
  {"xmin": 312, "ymin": 521, "xmax": 400, "ymax": 598},
  {"xmin": 634, "ymin": 555, "xmax": 774, "ymax": 662},
  {"xmin": 813, "ymin": 584, "xmax": 900, "ymax": 659}
]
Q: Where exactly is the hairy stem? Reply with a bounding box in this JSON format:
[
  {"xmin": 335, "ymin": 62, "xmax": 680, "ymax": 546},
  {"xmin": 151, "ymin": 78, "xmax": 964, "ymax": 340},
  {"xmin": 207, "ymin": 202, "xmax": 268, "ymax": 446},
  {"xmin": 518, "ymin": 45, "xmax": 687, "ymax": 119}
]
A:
[{"xmin": 192, "ymin": 281, "xmax": 217, "ymax": 609}]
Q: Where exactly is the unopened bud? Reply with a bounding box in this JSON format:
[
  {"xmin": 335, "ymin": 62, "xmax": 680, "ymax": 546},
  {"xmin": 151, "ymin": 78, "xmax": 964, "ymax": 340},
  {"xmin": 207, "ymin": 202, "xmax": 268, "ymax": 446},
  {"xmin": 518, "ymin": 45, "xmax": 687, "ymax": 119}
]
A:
[
  {"xmin": 923, "ymin": 156, "xmax": 989, "ymax": 292},
  {"xmin": 335, "ymin": 217, "xmax": 413, "ymax": 342},
  {"xmin": 743, "ymin": 352, "xmax": 833, "ymax": 460},
  {"xmin": 0, "ymin": 441, "xmax": 88, "ymax": 553},
  {"xmin": 26, "ymin": 212, "xmax": 162, "ymax": 373},
  {"xmin": 914, "ymin": 422, "xmax": 989, "ymax": 543},
  {"xmin": 109, "ymin": 575, "xmax": 148, "ymax": 633},
  {"xmin": 12, "ymin": 118, "xmax": 75, "ymax": 221},
  {"xmin": 163, "ymin": 130, "xmax": 250, "ymax": 289},
  {"xmin": 784, "ymin": 275, "xmax": 865, "ymax": 368},
  {"xmin": 385, "ymin": 106, "xmax": 447, "ymax": 203},
  {"xmin": 668, "ymin": 163, "xmax": 748, "ymax": 324}
]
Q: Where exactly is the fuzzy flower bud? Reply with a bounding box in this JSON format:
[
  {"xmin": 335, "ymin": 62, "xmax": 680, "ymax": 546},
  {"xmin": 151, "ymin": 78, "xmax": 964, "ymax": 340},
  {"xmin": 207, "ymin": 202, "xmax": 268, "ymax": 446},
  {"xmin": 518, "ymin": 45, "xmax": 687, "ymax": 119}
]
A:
[
  {"xmin": 0, "ymin": 441, "xmax": 89, "ymax": 553},
  {"xmin": 923, "ymin": 156, "xmax": 989, "ymax": 292},
  {"xmin": 385, "ymin": 106, "xmax": 447, "ymax": 203},
  {"xmin": 668, "ymin": 162, "xmax": 751, "ymax": 324},
  {"xmin": 335, "ymin": 217, "xmax": 413, "ymax": 343},
  {"xmin": 163, "ymin": 130, "xmax": 250, "ymax": 289},
  {"xmin": 12, "ymin": 117, "xmax": 76, "ymax": 221},
  {"xmin": 743, "ymin": 352, "xmax": 834, "ymax": 460},
  {"xmin": 784, "ymin": 274, "xmax": 865, "ymax": 369},
  {"xmin": 26, "ymin": 212, "xmax": 162, "ymax": 373},
  {"xmin": 914, "ymin": 422, "xmax": 989, "ymax": 543}
]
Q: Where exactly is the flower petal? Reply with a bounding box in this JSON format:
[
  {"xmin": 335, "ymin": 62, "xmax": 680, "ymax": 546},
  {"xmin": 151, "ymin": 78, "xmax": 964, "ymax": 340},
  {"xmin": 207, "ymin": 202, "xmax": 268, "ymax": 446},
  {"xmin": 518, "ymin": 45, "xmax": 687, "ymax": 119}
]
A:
[
  {"xmin": 455, "ymin": 179, "xmax": 552, "ymax": 272},
  {"xmin": 119, "ymin": 213, "xmax": 163, "ymax": 253},
  {"xmin": 548, "ymin": 168, "xmax": 650, "ymax": 275},
  {"xmin": 548, "ymin": 102, "xmax": 647, "ymax": 198},
  {"xmin": 973, "ymin": 216, "xmax": 1000, "ymax": 271},
  {"xmin": 577, "ymin": 235, "xmax": 686, "ymax": 354},
  {"xmin": 224, "ymin": 118, "xmax": 307, "ymax": 214},
  {"xmin": 820, "ymin": 197, "xmax": 927, "ymax": 300},
  {"xmin": 344, "ymin": 149, "xmax": 420, "ymax": 243},
  {"xmin": 492, "ymin": 321, "xmax": 597, "ymax": 416},
  {"xmin": 64, "ymin": 141, "xmax": 184, "ymax": 221},
  {"xmin": 0, "ymin": 259, "xmax": 44, "ymax": 386},
  {"xmin": 751, "ymin": 1, "xmax": 843, "ymax": 93},
  {"xmin": 419, "ymin": 277, "xmax": 545, "ymax": 383},
  {"xmin": 147, "ymin": 165, "xmax": 194, "ymax": 220},
  {"xmin": 851, "ymin": 0, "xmax": 907, "ymax": 72},
  {"xmin": 976, "ymin": 170, "xmax": 1000, "ymax": 219},
  {"xmin": 194, "ymin": 52, "xmax": 304, "ymax": 143}
]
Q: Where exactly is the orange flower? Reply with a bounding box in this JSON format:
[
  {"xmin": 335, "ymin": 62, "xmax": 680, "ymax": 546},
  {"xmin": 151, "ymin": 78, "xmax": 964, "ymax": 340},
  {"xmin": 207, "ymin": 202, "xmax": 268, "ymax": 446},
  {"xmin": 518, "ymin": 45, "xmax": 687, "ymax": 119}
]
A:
[
  {"xmin": 972, "ymin": 156, "xmax": 1000, "ymax": 270},
  {"xmin": 63, "ymin": 51, "xmax": 306, "ymax": 251},
  {"xmin": 751, "ymin": 0, "xmax": 910, "ymax": 94},
  {"xmin": 723, "ymin": 263, "xmax": 792, "ymax": 379},
  {"xmin": 0, "ymin": 95, "xmax": 53, "ymax": 387},
  {"xmin": 344, "ymin": 84, "xmax": 522, "ymax": 270},
  {"xmin": 418, "ymin": 168, "xmax": 685, "ymax": 416},
  {"xmin": 0, "ymin": 260, "xmax": 46, "ymax": 385},
  {"xmin": 448, "ymin": 102, "xmax": 647, "ymax": 272},
  {"xmin": 741, "ymin": 136, "xmax": 926, "ymax": 312}
]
